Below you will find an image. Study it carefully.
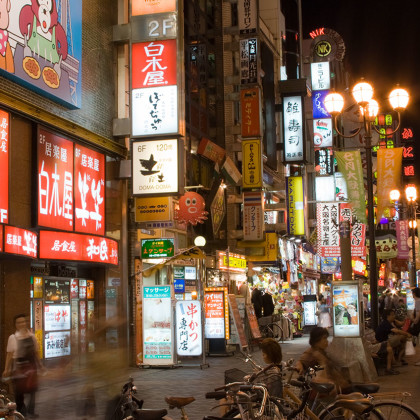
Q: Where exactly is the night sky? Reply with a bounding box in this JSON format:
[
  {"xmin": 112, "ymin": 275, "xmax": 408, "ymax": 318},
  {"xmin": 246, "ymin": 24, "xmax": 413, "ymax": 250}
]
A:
[{"xmin": 301, "ymin": 0, "xmax": 420, "ymax": 185}]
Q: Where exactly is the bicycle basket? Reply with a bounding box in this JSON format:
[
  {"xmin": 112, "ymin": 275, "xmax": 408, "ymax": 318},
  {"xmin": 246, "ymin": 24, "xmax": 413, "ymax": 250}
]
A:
[{"xmin": 224, "ymin": 368, "xmax": 247, "ymax": 384}]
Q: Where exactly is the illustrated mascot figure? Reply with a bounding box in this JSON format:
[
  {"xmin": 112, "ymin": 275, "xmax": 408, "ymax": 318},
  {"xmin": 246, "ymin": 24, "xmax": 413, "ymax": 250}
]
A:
[{"xmin": 19, "ymin": 0, "xmax": 68, "ymax": 88}]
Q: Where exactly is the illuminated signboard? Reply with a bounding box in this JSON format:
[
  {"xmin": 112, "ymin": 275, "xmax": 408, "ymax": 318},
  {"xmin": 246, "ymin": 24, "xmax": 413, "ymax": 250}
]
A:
[
  {"xmin": 312, "ymin": 91, "xmax": 331, "ymax": 119},
  {"xmin": 44, "ymin": 331, "xmax": 71, "ymax": 359},
  {"xmin": 44, "ymin": 305, "xmax": 71, "ymax": 331},
  {"xmin": 310, "ymin": 62, "xmax": 330, "ymax": 91},
  {"xmin": 38, "ymin": 127, "xmax": 74, "ymax": 231},
  {"xmin": 132, "ymin": 138, "xmax": 180, "ymax": 196},
  {"xmin": 315, "ymin": 148, "xmax": 334, "ymax": 175},
  {"xmin": 217, "ymin": 251, "xmax": 247, "ymax": 273},
  {"xmin": 403, "ymin": 163, "xmax": 415, "ymax": 178},
  {"xmin": 332, "ymin": 282, "xmax": 361, "ymax": 337},
  {"xmin": 74, "ymin": 144, "xmax": 105, "ymax": 235},
  {"xmin": 143, "ymin": 285, "xmax": 174, "ymax": 364},
  {"xmin": 141, "ymin": 238, "xmax": 175, "ymax": 258},
  {"xmin": 204, "ymin": 287, "xmax": 229, "ymax": 339},
  {"xmin": 0, "ymin": 224, "xmax": 3, "ymax": 252},
  {"xmin": 175, "ymin": 300, "xmax": 203, "ymax": 356},
  {"xmin": 286, "ymin": 176, "xmax": 305, "ymax": 236},
  {"xmin": 241, "ymin": 88, "xmax": 261, "ymax": 137},
  {"xmin": 39, "ymin": 230, "xmax": 119, "ymax": 265},
  {"xmin": 283, "ymin": 96, "xmax": 304, "ymax": 162},
  {"xmin": 242, "ymin": 139, "xmax": 262, "ymax": 188},
  {"xmin": 238, "ymin": 0, "xmax": 257, "ymax": 34},
  {"xmin": 240, "ymin": 38, "xmax": 258, "ymax": 84},
  {"xmin": 313, "ymin": 118, "xmax": 332, "ymax": 147},
  {"xmin": 315, "ymin": 176, "xmax": 336, "ymax": 202},
  {"xmin": 317, "ymin": 202, "xmax": 340, "ymax": 257},
  {"xmin": 0, "ymin": 110, "xmax": 9, "ymax": 224},
  {"xmin": 132, "ymin": 0, "xmax": 176, "ymax": 16},
  {"xmin": 4, "ymin": 226, "xmax": 37, "ymax": 258}
]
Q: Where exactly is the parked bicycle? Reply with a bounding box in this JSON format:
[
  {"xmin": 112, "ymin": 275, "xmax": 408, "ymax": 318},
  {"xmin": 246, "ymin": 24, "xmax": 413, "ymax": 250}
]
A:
[{"xmin": 0, "ymin": 380, "xmax": 25, "ymax": 420}]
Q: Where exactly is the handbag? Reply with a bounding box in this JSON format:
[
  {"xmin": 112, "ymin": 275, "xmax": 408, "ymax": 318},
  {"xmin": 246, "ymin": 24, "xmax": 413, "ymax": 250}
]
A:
[{"xmin": 405, "ymin": 339, "xmax": 416, "ymax": 356}]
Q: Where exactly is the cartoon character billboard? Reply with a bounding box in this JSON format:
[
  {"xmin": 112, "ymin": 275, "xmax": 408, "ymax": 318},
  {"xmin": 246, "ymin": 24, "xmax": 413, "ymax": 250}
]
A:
[
  {"xmin": 332, "ymin": 282, "xmax": 361, "ymax": 337},
  {"xmin": 0, "ymin": 0, "xmax": 82, "ymax": 108}
]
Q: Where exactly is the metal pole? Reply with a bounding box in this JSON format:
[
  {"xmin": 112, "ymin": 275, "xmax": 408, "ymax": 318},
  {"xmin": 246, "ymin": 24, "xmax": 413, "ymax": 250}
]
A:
[{"xmin": 364, "ymin": 132, "xmax": 378, "ymax": 330}]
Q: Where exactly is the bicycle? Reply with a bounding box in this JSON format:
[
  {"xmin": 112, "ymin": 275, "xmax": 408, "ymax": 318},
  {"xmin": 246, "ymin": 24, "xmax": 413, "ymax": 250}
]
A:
[{"xmin": 0, "ymin": 380, "xmax": 25, "ymax": 420}]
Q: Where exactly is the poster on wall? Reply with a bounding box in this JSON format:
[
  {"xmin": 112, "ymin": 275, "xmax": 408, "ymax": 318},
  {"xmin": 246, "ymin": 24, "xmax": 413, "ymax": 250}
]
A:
[
  {"xmin": 332, "ymin": 282, "xmax": 360, "ymax": 337},
  {"xmin": 44, "ymin": 305, "xmax": 71, "ymax": 331},
  {"xmin": 204, "ymin": 288, "xmax": 229, "ymax": 339},
  {"xmin": 45, "ymin": 279, "xmax": 70, "ymax": 304},
  {"xmin": 175, "ymin": 300, "xmax": 203, "ymax": 356},
  {"xmin": 2, "ymin": 0, "xmax": 82, "ymax": 108},
  {"xmin": 143, "ymin": 286, "xmax": 173, "ymax": 364},
  {"xmin": 44, "ymin": 331, "xmax": 71, "ymax": 358},
  {"xmin": 0, "ymin": 110, "xmax": 9, "ymax": 224}
]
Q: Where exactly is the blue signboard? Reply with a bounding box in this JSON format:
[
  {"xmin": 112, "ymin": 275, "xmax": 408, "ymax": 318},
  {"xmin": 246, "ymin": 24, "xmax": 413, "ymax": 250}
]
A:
[
  {"xmin": 312, "ymin": 91, "xmax": 331, "ymax": 119},
  {"xmin": 2, "ymin": 0, "xmax": 82, "ymax": 108},
  {"xmin": 174, "ymin": 279, "xmax": 185, "ymax": 294}
]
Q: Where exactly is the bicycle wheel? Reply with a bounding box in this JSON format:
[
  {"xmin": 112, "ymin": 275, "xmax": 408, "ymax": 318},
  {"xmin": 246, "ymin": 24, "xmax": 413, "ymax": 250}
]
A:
[
  {"xmin": 372, "ymin": 400, "xmax": 420, "ymax": 420},
  {"xmin": 10, "ymin": 413, "xmax": 25, "ymax": 420},
  {"xmin": 318, "ymin": 405, "xmax": 385, "ymax": 419}
]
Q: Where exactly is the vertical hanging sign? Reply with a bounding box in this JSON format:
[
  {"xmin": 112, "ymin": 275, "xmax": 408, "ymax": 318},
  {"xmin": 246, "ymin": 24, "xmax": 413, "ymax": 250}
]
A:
[
  {"xmin": 286, "ymin": 176, "xmax": 305, "ymax": 235},
  {"xmin": 0, "ymin": 110, "xmax": 9, "ymax": 224},
  {"xmin": 238, "ymin": 0, "xmax": 258, "ymax": 34},
  {"xmin": 283, "ymin": 96, "xmax": 304, "ymax": 162},
  {"xmin": 317, "ymin": 203, "xmax": 340, "ymax": 257},
  {"xmin": 242, "ymin": 139, "xmax": 262, "ymax": 189},
  {"xmin": 243, "ymin": 191, "xmax": 264, "ymax": 241},
  {"xmin": 241, "ymin": 88, "xmax": 261, "ymax": 137},
  {"xmin": 240, "ymin": 39, "xmax": 258, "ymax": 84}
]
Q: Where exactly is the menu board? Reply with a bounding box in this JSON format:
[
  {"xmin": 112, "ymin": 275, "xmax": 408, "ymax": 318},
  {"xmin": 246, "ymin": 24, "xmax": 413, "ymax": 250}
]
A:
[
  {"xmin": 175, "ymin": 300, "xmax": 203, "ymax": 356},
  {"xmin": 332, "ymin": 282, "xmax": 360, "ymax": 337},
  {"xmin": 204, "ymin": 288, "xmax": 229, "ymax": 339},
  {"xmin": 228, "ymin": 295, "xmax": 248, "ymax": 350},
  {"xmin": 143, "ymin": 286, "xmax": 174, "ymax": 364}
]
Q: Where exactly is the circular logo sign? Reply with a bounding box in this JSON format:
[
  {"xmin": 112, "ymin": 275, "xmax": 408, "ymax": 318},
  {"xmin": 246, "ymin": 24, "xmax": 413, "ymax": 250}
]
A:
[{"xmin": 315, "ymin": 40, "xmax": 332, "ymax": 57}]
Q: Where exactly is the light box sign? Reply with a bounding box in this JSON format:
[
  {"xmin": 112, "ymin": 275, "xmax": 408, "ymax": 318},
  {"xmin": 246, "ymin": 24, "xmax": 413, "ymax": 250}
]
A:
[
  {"xmin": 143, "ymin": 286, "xmax": 173, "ymax": 364},
  {"xmin": 332, "ymin": 282, "xmax": 360, "ymax": 337},
  {"xmin": 312, "ymin": 91, "xmax": 331, "ymax": 119},
  {"xmin": 238, "ymin": 0, "xmax": 257, "ymax": 34},
  {"xmin": 218, "ymin": 252, "xmax": 247, "ymax": 273},
  {"xmin": 313, "ymin": 119, "xmax": 333, "ymax": 147},
  {"xmin": 315, "ymin": 148, "xmax": 334, "ymax": 175},
  {"xmin": 39, "ymin": 230, "xmax": 119, "ymax": 265},
  {"xmin": 44, "ymin": 331, "xmax": 71, "ymax": 359},
  {"xmin": 38, "ymin": 127, "xmax": 74, "ymax": 231},
  {"xmin": 286, "ymin": 176, "xmax": 305, "ymax": 235},
  {"xmin": 4, "ymin": 226, "xmax": 37, "ymax": 258},
  {"xmin": 204, "ymin": 287, "xmax": 229, "ymax": 339},
  {"xmin": 176, "ymin": 300, "xmax": 203, "ymax": 356},
  {"xmin": 3, "ymin": 0, "xmax": 82, "ymax": 108},
  {"xmin": 315, "ymin": 176, "xmax": 336, "ymax": 202},
  {"xmin": 283, "ymin": 96, "xmax": 304, "ymax": 162},
  {"xmin": 317, "ymin": 203, "xmax": 340, "ymax": 257},
  {"xmin": 44, "ymin": 305, "xmax": 71, "ymax": 331},
  {"xmin": 135, "ymin": 196, "xmax": 172, "ymax": 222},
  {"xmin": 311, "ymin": 62, "xmax": 330, "ymax": 91},
  {"xmin": 243, "ymin": 191, "xmax": 264, "ymax": 241},
  {"xmin": 132, "ymin": 138, "xmax": 180, "ymax": 196},
  {"xmin": 242, "ymin": 139, "xmax": 262, "ymax": 188},
  {"xmin": 74, "ymin": 145, "xmax": 105, "ymax": 236},
  {"xmin": 132, "ymin": 0, "xmax": 176, "ymax": 15},
  {"xmin": 0, "ymin": 225, "xmax": 3, "ymax": 252},
  {"xmin": 240, "ymin": 38, "xmax": 258, "ymax": 84},
  {"xmin": 241, "ymin": 88, "xmax": 261, "ymax": 137},
  {"xmin": 141, "ymin": 238, "xmax": 175, "ymax": 258},
  {"xmin": 0, "ymin": 110, "xmax": 9, "ymax": 224}
]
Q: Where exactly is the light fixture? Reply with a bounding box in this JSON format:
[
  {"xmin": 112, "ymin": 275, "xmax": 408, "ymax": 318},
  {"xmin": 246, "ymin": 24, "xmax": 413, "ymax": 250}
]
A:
[
  {"xmin": 389, "ymin": 189, "xmax": 401, "ymax": 202},
  {"xmin": 389, "ymin": 88, "xmax": 410, "ymax": 110},
  {"xmin": 360, "ymin": 99, "xmax": 379, "ymax": 120},
  {"xmin": 405, "ymin": 184, "xmax": 417, "ymax": 202},
  {"xmin": 409, "ymin": 220, "xmax": 417, "ymax": 229},
  {"xmin": 194, "ymin": 236, "xmax": 206, "ymax": 247},
  {"xmin": 252, "ymin": 266, "xmax": 262, "ymax": 272},
  {"xmin": 324, "ymin": 92, "xmax": 345, "ymax": 115},
  {"xmin": 352, "ymin": 81, "xmax": 373, "ymax": 105}
]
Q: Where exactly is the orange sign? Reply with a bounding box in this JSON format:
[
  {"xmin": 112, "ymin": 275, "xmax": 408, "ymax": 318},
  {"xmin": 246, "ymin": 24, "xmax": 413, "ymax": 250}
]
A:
[
  {"xmin": 132, "ymin": 0, "xmax": 176, "ymax": 16},
  {"xmin": 241, "ymin": 88, "xmax": 260, "ymax": 137}
]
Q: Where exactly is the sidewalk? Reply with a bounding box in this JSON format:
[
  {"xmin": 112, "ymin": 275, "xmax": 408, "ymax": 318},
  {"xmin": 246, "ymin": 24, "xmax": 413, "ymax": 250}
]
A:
[{"xmin": 32, "ymin": 335, "xmax": 420, "ymax": 419}]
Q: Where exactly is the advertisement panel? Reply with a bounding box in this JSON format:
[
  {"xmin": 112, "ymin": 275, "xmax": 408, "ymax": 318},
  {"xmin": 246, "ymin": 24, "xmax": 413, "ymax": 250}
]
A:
[
  {"xmin": 132, "ymin": 0, "xmax": 176, "ymax": 16},
  {"xmin": 315, "ymin": 176, "xmax": 336, "ymax": 202},
  {"xmin": 44, "ymin": 305, "xmax": 71, "ymax": 331},
  {"xmin": 141, "ymin": 238, "xmax": 175, "ymax": 258},
  {"xmin": 243, "ymin": 191, "xmax": 264, "ymax": 241},
  {"xmin": 283, "ymin": 96, "xmax": 304, "ymax": 162},
  {"xmin": 204, "ymin": 287, "xmax": 229, "ymax": 339},
  {"xmin": 39, "ymin": 231, "xmax": 119, "ymax": 265},
  {"xmin": 332, "ymin": 282, "xmax": 361, "ymax": 337},
  {"xmin": 197, "ymin": 137, "xmax": 226, "ymax": 165},
  {"xmin": 240, "ymin": 39, "xmax": 258, "ymax": 84},
  {"xmin": 44, "ymin": 331, "xmax": 71, "ymax": 359},
  {"xmin": 286, "ymin": 176, "xmax": 305, "ymax": 235},
  {"xmin": 4, "ymin": 226, "xmax": 37, "ymax": 258},
  {"xmin": 38, "ymin": 127, "xmax": 74, "ymax": 231},
  {"xmin": 311, "ymin": 62, "xmax": 330, "ymax": 91},
  {"xmin": 339, "ymin": 203, "xmax": 366, "ymax": 257},
  {"xmin": 313, "ymin": 118, "xmax": 333, "ymax": 147},
  {"xmin": 0, "ymin": 110, "xmax": 9, "ymax": 224},
  {"xmin": 143, "ymin": 286, "xmax": 173, "ymax": 364},
  {"xmin": 317, "ymin": 203, "xmax": 340, "ymax": 257},
  {"xmin": 0, "ymin": 0, "xmax": 82, "ymax": 108},
  {"xmin": 241, "ymin": 88, "xmax": 260, "ymax": 137},
  {"xmin": 135, "ymin": 196, "xmax": 172, "ymax": 222},
  {"xmin": 237, "ymin": 0, "xmax": 258, "ymax": 34},
  {"xmin": 45, "ymin": 279, "xmax": 70, "ymax": 304},
  {"xmin": 132, "ymin": 138, "xmax": 179, "ymax": 195},
  {"xmin": 242, "ymin": 139, "xmax": 262, "ymax": 189},
  {"xmin": 396, "ymin": 220, "xmax": 410, "ymax": 259},
  {"xmin": 312, "ymin": 90, "xmax": 331, "ymax": 119},
  {"xmin": 315, "ymin": 148, "xmax": 334, "ymax": 175},
  {"xmin": 175, "ymin": 301, "xmax": 203, "ymax": 356},
  {"xmin": 74, "ymin": 144, "xmax": 105, "ymax": 235}
]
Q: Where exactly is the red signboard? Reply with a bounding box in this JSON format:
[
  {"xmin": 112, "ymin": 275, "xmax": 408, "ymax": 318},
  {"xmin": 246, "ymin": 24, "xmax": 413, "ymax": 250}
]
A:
[
  {"xmin": 0, "ymin": 110, "xmax": 9, "ymax": 224},
  {"xmin": 39, "ymin": 230, "xmax": 118, "ymax": 265},
  {"xmin": 132, "ymin": 40, "xmax": 177, "ymax": 89},
  {"xmin": 0, "ymin": 224, "xmax": 3, "ymax": 252},
  {"xmin": 38, "ymin": 127, "xmax": 74, "ymax": 231},
  {"xmin": 74, "ymin": 144, "xmax": 105, "ymax": 235},
  {"xmin": 4, "ymin": 225, "xmax": 37, "ymax": 258},
  {"xmin": 241, "ymin": 88, "xmax": 261, "ymax": 137}
]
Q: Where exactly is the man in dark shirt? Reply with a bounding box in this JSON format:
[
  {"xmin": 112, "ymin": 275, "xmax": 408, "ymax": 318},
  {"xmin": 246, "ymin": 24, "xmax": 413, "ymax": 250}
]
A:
[{"xmin": 375, "ymin": 308, "xmax": 411, "ymax": 374}]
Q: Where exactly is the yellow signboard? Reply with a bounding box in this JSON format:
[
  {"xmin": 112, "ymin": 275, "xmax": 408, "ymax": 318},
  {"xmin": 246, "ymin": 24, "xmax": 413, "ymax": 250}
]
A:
[
  {"xmin": 242, "ymin": 139, "xmax": 262, "ymax": 189},
  {"xmin": 218, "ymin": 251, "xmax": 247, "ymax": 272},
  {"xmin": 135, "ymin": 197, "xmax": 172, "ymax": 223},
  {"xmin": 287, "ymin": 176, "xmax": 305, "ymax": 235},
  {"xmin": 248, "ymin": 233, "xmax": 278, "ymax": 262}
]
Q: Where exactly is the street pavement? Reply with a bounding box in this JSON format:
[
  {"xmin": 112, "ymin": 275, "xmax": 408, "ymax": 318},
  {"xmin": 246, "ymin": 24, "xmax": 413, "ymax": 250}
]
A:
[{"xmin": 29, "ymin": 335, "xmax": 420, "ymax": 419}]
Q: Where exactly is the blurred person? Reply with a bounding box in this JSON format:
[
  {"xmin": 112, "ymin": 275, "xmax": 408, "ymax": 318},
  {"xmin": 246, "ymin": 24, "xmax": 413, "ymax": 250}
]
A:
[
  {"xmin": 251, "ymin": 287, "xmax": 263, "ymax": 318},
  {"xmin": 317, "ymin": 295, "xmax": 332, "ymax": 328},
  {"xmin": 364, "ymin": 327, "xmax": 395, "ymax": 375},
  {"xmin": 409, "ymin": 287, "xmax": 420, "ymax": 341},
  {"xmin": 2, "ymin": 314, "xmax": 45, "ymax": 418},
  {"xmin": 262, "ymin": 290, "xmax": 275, "ymax": 317}
]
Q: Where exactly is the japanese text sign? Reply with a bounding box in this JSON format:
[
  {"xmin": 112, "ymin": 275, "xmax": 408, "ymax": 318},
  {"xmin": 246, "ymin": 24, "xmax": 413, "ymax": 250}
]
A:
[
  {"xmin": 197, "ymin": 137, "xmax": 226, "ymax": 165},
  {"xmin": 339, "ymin": 203, "xmax": 366, "ymax": 257},
  {"xmin": 396, "ymin": 220, "xmax": 410, "ymax": 259},
  {"xmin": 176, "ymin": 301, "xmax": 203, "ymax": 356},
  {"xmin": 44, "ymin": 304, "xmax": 71, "ymax": 331},
  {"xmin": 240, "ymin": 38, "xmax": 258, "ymax": 84},
  {"xmin": 287, "ymin": 176, "xmax": 305, "ymax": 235},
  {"xmin": 204, "ymin": 287, "xmax": 229, "ymax": 339},
  {"xmin": 311, "ymin": 62, "xmax": 330, "ymax": 91},
  {"xmin": 0, "ymin": 110, "xmax": 9, "ymax": 224},
  {"xmin": 131, "ymin": 0, "xmax": 176, "ymax": 16},
  {"xmin": 74, "ymin": 144, "xmax": 105, "ymax": 235},
  {"xmin": 132, "ymin": 40, "xmax": 177, "ymax": 89},
  {"xmin": 217, "ymin": 251, "xmax": 247, "ymax": 272},
  {"xmin": 242, "ymin": 139, "xmax": 262, "ymax": 188},
  {"xmin": 238, "ymin": 0, "xmax": 257, "ymax": 34},
  {"xmin": 283, "ymin": 96, "xmax": 304, "ymax": 162},
  {"xmin": 141, "ymin": 238, "xmax": 175, "ymax": 258},
  {"xmin": 38, "ymin": 127, "xmax": 74, "ymax": 231},
  {"xmin": 241, "ymin": 88, "xmax": 261, "ymax": 137},
  {"xmin": 44, "ymin": 331, "xmax": 71, "ymax": 359},
  {"xmin": 39, "ymin": 230, "xmax": 119, "ymax": 265},
  {"xmin": 312, "ymin": 91, "xmax": 331, "ymax": 119},
  {"xmin": 243, "ymin": 191, "xmax": 264, "ymax": 241},
  {"xmin": 315, "ymin": 148, "xmax": 334, "ymax": 175},
  {"xmin": 313, "ymin": 118, "xmax": 333, "ymax": 147},
  {"xmin": 4, "ymin": 226, "xmax": 37, "ymax": 258},
  {"xmin": 132, "ymin": 138, "xmax": 180, "ymax": 195},
  {"xmin": 317, "ymin": 203, "xmax": 340, "ymax": 257}
]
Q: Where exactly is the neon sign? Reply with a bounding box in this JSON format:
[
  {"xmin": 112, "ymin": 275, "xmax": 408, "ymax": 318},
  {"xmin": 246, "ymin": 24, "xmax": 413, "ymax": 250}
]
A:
[
  {"xmin": 309, "ymin": 27, "xmax": 325, "ymax": 39},
  {"xmin": 0, "ymin": 110, "xmax": 9, "ymax": 224}
]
